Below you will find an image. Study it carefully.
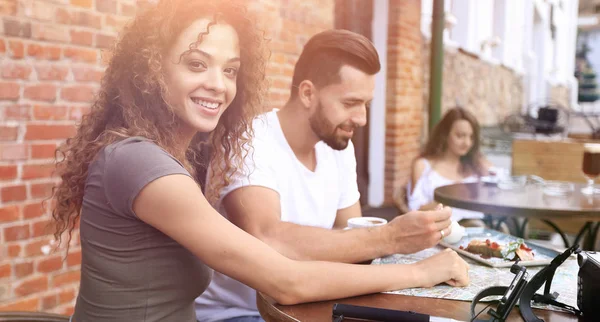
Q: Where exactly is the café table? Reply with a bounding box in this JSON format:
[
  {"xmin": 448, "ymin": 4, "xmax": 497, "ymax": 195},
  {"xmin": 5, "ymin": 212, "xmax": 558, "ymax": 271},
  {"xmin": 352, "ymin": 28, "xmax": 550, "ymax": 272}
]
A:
[
  {"xmin": 257, "ymin": 291, "xmax": 580, "ymax": 322},
  {"xmin": 434, "ymin": 182, "xmax": 600, "ymax": 250}
]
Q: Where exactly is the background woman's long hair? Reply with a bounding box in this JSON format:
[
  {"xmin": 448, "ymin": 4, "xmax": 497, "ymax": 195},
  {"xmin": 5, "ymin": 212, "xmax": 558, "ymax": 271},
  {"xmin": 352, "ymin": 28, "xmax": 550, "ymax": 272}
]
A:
[
  {"xmin": 51, "ymin": 0, "xmax": 268, "ymax": 249},
  {"xmin": 420, "ymin": 107, "xmax": 486, "ymax": 176}
]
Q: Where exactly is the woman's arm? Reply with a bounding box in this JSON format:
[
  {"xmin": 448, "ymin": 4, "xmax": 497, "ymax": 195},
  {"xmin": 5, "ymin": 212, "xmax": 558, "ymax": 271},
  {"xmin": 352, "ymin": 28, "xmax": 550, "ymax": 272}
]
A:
[
  {"xmin": 134, "ymin": 174, "xmax": 470, "ymax": 305},
  {"xmin": 480, "ymin": 156, "xmax": 495, "ymax": 174},
  {"xmin": 410, "ymin": 158, "xmax": 428, "ymax": 196}
]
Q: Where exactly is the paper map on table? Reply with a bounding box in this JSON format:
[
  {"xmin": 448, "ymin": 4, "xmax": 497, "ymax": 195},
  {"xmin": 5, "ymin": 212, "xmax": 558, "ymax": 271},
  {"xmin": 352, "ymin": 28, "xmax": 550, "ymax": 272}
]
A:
[{"xmin": 371, "ymin": 246, "xmax": 579, "ymax": 312}]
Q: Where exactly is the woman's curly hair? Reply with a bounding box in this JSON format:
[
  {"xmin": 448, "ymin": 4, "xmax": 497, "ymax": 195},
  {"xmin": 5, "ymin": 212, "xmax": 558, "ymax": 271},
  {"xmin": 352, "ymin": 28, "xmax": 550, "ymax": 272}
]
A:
[{"xmin": 51, "ymin": 0, "xmax": 268, "ymax": 248}]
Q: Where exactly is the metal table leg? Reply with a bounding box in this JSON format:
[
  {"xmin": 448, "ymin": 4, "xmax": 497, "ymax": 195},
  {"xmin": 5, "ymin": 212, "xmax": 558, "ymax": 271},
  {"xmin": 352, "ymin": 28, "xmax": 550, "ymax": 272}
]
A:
[
  {"xmin": 584, "ymin": 222, "xmax": 600, "ymax": 250},
  {"xmin": 540, "ymin": 219, "xmax": 571, "ymax": 248},
  {"xmin": 573, "ymin": 222, "xmax": 592, "ymax": 249},
  {"xmin": 513, "ymin": 218, "xmax": 528, "ymax": 239}
]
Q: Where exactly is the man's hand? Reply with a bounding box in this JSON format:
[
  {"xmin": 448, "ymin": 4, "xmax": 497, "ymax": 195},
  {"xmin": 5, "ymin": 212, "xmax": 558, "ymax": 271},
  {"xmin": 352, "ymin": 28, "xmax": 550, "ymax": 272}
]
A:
[{"xmin": 383, "ymin": 206, "xmax": 453, "ymax": 255}]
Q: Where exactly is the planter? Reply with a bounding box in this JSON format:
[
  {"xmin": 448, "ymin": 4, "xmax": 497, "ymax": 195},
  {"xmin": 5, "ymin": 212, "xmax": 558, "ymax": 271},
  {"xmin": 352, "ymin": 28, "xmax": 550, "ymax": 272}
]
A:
[
  {"xmin": 579, "ymin": 82, "xmax": 597, "ymax": 90},
  {"xmin": 579, "ymin": 93, "xmax": 599, "ymax": 102}
]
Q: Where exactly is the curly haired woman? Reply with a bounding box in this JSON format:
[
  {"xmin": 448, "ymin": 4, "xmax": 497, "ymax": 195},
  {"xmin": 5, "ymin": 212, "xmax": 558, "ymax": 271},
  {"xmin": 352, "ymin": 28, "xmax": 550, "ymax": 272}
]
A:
[{"xmin": 51, "ymin": 1, "xmax": 470, "ymax": 321}]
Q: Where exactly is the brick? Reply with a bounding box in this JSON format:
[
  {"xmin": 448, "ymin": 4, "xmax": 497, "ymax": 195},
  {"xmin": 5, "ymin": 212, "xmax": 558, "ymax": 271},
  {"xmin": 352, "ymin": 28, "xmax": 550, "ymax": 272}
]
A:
[
  {"xmin": 23, "ymin": 202, "xmax": 45, "ymax": 219},
  {"xmin": 71, "ymin": 0, "xmax": 92, "ymax": 8},
  {"xmin": 25, "ymin": 238, "xmax": 52, "ymax": 256},
  {"xmin": 96, "ymin": 0, "xmax": 117, "ymax": 13},
  {"xmin": 30, "ymin": 0, "xmax": 56, "ymax": 21},
  {"xmin": 14, "ymin": 275, "xmax": 48, "ymax": 296},
  {"xmin": 61, "ymin": 85, "xmax": 96, "ymax": 102},
  {"xmin": 0, "ymin": 0, "xmax": 17, "ymax": 15},
  {"xmin": 0, "ymin": 297, "xmax": 39, "ymax": 311},
  {"xmin": 24, "ymin": 84, "xmax": 58, "ymax": 102},
  {"xmin": 25, "ymin": 124, "xmax": 75, "ymax": 141},
  {"xmin": 32, "ymin": 23, "xmax": 70, "ymax": 43},
  {"xmin": 8, "ymin": 39, "xmax": 24, "ymax": 58},
  {"xmin": 0, "ymin": 206, "xmax": 20, "ymax": 223},
  {"xmin": 3, "ymin": 18, "xmax": 32, "ymax": 38},
  {"xmin": 0, "ymin": 81, "xmax": 20, "ymax": 100},
  {"xmin": 27, "ymin": 44, "xmax": 62, "ymax": 60},
  {"xmin": 14, "ymin": 261, "xmax": 34, "ymax": 278},
  {"xmin": 35, "ymin": 65, "xmax": 69, "ymax": 81},
  {"xmin": 72, "ymin": 66, "xmax": 103, "ymax": 82},
  {"xmin": 30, "ymin": 182, "xmax": 54, "ymax": 199},
  {"xmin": 55, "ymin": 7, "xmax": 71, "ymax": 24},
  {"xmin": 52, "ymin": 270, "xmax": 79, "ymax": 287},
  {"xmin": 0, "ymin": 125, "xmax": 19, "ymax": 141},
  {"xmin": 69, "ymin": 106, "xmax": 91, "ymax": 120},
  {"xmin": 0, "ymin": 165, "xmax": 18, "ymax": 181},
  {"xmin": 100, "ymin": 49, "xmax": 113, "ymax": 66},
  {"xmin": 58, "ymin": 288, "xmax": 76, "ymax": 304},
  {"xmin": 73, "ymin": 10, "xmax": 102, "ymax": 29},
  {"xmin": 0, "ymin": 263, "xmax": 11, "ymax": 279},
  {"xmin": 42, "ymin": 293, "xmax": 58, "ymax": 310},
  {"xmin": 31, "ymin": 144, "xmax": 57, "ymax": 159},
  {"xmin": 31, "ymin": 219, "xmax": 52, "ymax": 238},
  {"xmin": 64, "ymin": 47, "xmax": 97, "ymax": 63},
  {"xmin": 66, "ymin": 248, "xmax": 81, "ymax": 267},
  {"xmin": 0, "ymin": 143, "xmax": 28, "ymax": 161},
  {"xmin": 120, "ymin": 2, "xmax": 136, "ymax": 16},
  {"xmin": 37, "ymin": 255, "xmax": 63, "ymax": 274},
  {"xmin": 1, "ymin": 184, "xmax": 27, "ymax": 202},
  {"xmin": 33, "ymin": 105, "xmax": 69, "ymax": 120},
  {"xmin": 104, "ymin": 15, "xmax": 128, "ymax": 32},
  {"xmin": 22, "ymin": 164, "xmax": 55, "ymax": 180},
  {"xmin": 1, "ymin": 62, "xmax": 32, "ymax": 80},
  {"xmin": 70, "ymin": 29, "xmax": 93, "ymax": 46},
  {"xmin": 4, "ymin": 223, "xmax": 30, "ymax": 241},
  {"xmin": 7, "ymin": 244, "xmax": 21, "ymax": 257},
  {"xmin": 96, "ymin": 33, "xmax": 116, "ymax": 49},
  {"xmin": 3, "ymin": 104, "xmax": 31, "ymax": 120}
]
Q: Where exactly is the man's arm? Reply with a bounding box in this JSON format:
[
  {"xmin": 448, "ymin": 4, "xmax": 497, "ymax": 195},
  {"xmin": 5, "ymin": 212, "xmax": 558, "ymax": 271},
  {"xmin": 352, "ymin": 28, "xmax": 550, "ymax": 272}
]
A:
[
  {"xmin": 223, "ymin": 186, "xmax": 393, "ymax": 263},
  {"xmin": 333, "ymin": 202, "xmax": 361, "ymax": 229}
]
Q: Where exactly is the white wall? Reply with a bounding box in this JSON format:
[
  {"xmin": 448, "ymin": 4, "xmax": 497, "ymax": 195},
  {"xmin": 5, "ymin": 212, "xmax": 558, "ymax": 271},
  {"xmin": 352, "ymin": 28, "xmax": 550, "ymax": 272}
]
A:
[
  {"xmin": 583, "ymin": 29, "xmax": 600, "ymax": 82},
  {"xmin": 421, "ymin": 0, "xmax": 580, "ymax": 108},
  {"xmin": 367, "ymin": 0, "xmax": 389, "ymax": 207}
]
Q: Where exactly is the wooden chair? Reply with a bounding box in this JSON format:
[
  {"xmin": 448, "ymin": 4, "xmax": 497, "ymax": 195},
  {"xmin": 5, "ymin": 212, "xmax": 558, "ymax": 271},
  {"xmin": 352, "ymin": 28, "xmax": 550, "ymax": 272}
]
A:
[
  {"xmin": 0, "ymin": 312, "xmax": 69, "ymax": 322},
  {"xmin": 511, "ymin": 139, "xmax": 587, "ymax": 183},
  {"xmin": 511, "ymin": 138, "xmax": 598, "ymax": 248}
]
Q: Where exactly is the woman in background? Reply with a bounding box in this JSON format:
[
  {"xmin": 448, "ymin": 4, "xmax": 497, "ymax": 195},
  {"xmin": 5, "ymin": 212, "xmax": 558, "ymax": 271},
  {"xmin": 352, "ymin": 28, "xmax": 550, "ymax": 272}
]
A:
[{"xmin": 408, "ymin": 107, "xmax": 493, "ymax": 226}]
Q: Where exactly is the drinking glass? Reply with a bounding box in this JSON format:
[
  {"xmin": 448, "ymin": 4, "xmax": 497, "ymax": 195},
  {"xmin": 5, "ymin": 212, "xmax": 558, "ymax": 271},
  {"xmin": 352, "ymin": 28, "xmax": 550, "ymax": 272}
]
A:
[{"xmin": 581, "ymin": 143, "xmax": 600, "ymax": 195}]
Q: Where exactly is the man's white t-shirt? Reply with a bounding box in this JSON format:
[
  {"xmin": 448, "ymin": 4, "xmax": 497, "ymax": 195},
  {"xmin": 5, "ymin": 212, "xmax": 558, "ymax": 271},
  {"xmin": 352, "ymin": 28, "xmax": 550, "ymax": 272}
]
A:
[{"xmin": 194, "ymin": 109, "xmax": 360, "ymax": 321}]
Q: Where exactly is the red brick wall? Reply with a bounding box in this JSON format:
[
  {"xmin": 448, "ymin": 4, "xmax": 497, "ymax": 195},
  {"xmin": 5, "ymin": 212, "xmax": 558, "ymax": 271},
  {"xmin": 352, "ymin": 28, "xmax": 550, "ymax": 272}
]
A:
[
  {"xmin": 384, "ymin": 0, "xmax": 424, "ymax": 204},
  {"xmin": 0, "ymin": 0, "xmax": 132, "ymax": 314},
  {"xmin": 251, "ymin": 0, "xmax": 335, "ymax": 110},
  {"xmin": 0, "ymin": 0, "xmax": 334, "ymax": 314}
]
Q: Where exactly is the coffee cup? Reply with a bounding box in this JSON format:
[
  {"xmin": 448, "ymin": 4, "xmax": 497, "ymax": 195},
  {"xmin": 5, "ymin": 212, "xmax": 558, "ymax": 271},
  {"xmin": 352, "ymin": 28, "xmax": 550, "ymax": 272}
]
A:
[
  {"xmin": 346, "ymin": 217, "xmax": 388, "ymax": 229},
  {"xmin": 442, "ymin": 220, "xmax": 466, "ymax": 244}
]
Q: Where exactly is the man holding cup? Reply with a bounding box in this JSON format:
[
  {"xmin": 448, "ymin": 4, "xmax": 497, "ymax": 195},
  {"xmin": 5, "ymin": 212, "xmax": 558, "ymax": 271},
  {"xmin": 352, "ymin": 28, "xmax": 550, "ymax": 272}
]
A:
[{"xmin": 195, "ymin": 29, "xmax": 468, "ymax": 322}]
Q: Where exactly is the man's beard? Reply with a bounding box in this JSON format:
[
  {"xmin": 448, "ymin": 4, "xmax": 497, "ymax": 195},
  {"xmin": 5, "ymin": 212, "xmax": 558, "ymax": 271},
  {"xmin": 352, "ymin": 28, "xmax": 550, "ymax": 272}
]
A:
[{"xmin": 308, "ymin": 101, "xmax": 354, "ymax": 151}]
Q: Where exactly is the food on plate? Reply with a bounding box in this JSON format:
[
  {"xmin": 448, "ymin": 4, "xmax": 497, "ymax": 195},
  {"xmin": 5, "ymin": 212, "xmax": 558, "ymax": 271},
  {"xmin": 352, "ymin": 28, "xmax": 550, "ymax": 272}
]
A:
[{"xmin": 459, "ymin": 238, "xmax": 534, "ymax": 261}]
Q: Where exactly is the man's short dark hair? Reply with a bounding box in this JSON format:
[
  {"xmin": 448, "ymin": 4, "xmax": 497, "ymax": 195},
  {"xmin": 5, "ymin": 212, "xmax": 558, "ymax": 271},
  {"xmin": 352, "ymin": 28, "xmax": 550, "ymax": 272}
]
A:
[{"xmin": 290, "ymin": 29, "xmax": 381, "ymax": 99}]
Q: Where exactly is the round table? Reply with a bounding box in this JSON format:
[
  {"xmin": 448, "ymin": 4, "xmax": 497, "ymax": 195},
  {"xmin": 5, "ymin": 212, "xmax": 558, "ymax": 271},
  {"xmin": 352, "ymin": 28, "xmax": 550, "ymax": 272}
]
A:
[
  {"xmin": 257, "ymin": 292, "xmax": 581, "ymax": 322},
  {"xmin": 434, "ymin": 182, "xmax": 600, "ymax": 249}
]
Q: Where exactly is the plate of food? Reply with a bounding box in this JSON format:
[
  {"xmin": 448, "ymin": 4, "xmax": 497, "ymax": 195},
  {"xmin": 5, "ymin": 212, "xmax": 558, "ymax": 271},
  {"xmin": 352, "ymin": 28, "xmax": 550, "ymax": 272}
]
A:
[{"xmin": 440, "ymin": 227, "xmax": 559, "ymax": 267}]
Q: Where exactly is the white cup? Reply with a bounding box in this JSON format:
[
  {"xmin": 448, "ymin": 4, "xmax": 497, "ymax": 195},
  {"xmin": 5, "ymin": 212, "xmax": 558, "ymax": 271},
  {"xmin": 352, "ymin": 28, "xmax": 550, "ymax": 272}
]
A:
[
  {"xmin": 442, "ymin": 220, "xmax": 466, "ymax": 244},
  {"xmin": 346, "ymin": 217, "xmax": 388, "ymax": 229}
]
